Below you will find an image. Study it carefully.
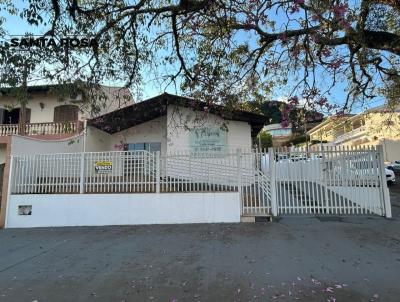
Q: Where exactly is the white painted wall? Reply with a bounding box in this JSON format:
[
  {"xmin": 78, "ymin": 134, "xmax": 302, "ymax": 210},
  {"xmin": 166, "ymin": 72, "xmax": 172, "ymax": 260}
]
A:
[
  {"xmin": 85, "ymin": 126, "xmax": 111, "ymax": 152},
  {"xmin": 109, "ymin": 115, "xmax": 168, "ymax": 156},
  {"xmin": 381, "ymin": 138, "xmax": 400, "ymax": 162},
  {"xmin": 166, "ymin": 105, "xmax": 252, "ymax": 153},
  {"xmin": 0, "ymin": 93, "xmax": 88, "ymax": 123},
  {"xmin": 10, "ymin": 134, "xmax": 84, "ymax": 156},
  {"xmin": 0, "ymin": 86, "xmax": 132, "ymax": 123},
  {"xmin": 6, "ymin": 192, "xmax": 240, "ymax": 228},
  {"xmin": 8, "ymin": 104, "xmax": 252, "ymax": 157}
]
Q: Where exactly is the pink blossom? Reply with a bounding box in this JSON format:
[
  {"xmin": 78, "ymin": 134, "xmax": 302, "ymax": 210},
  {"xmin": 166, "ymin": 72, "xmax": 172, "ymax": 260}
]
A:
[
  {"xmin": 290, "ymin": 0, "xmax": 304, "ymax": 13},
  {"xmin": 291, "ymin": 46, "xmax": 301, "ymax": 57},
  {"xmin": 332, "ymin": 3, "xmax": 348, "ymax": 18},
  {"xmin": 332, "ymin": 3, "xmax": 351, "ymax": 29},
  {"xmin": 317, "ymin": 97, "xmax": 328, "ymax": 106},
  {"xmin": 114, "ymin": 143, "xmax": 123, "ymax": 150},
  {"xmin": 328, "ymin": 58, "xmax": 344, "ymax": 69},
  {"xmin": 278, "ymin": 32, "xmax": 287, "ymax": 42},
  {"xmin": 288, "ymin": 96, "xmax": 299, "ymax": 106},
  {"xmin": 339, "ymin": 19, "xmax": 351, "ymax": 30},
  {"xmin": 290, "ymin": 4, "xmax": 301, "ymax": 13},
  {"xmin": 311, "ymin": 15, "xmax": 320, "ymax": 21},
  {"xmin": 281, "ymin": 119, "xmax": 290, "ymax": 128},
  {"xmin": 243, "ymin": 22, "xmax": 253, "ymax": 31},
  {"xmin": 321, "ymin": 47, "xmax": 331, "ymax": 57}
]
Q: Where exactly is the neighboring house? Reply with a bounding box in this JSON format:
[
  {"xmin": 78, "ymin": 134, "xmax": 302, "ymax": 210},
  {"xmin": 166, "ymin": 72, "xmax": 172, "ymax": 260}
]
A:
[
  {"xmin": 263, "ymin": 115, "xmax": 323, "ymax": 147},
  {"xmin": 307, "ymin": 114, "xmax": 355, "ymax": 144},
  {"xmin": 263, "ymin": 123, "xmax": 292, "ymax": 147},
  {"xmin": 307, "ymin": 104, "xmax": 400, "ymax": 162},
  {"xmin": 0, "ymin": 84, "xmax": 133, "ymax": 164}
]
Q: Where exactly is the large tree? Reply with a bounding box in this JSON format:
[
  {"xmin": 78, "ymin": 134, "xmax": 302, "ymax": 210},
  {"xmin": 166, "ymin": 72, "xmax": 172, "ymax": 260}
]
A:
[{"xmin": 1, "ymin": 0, "xmax": 399, "ymax": 114}]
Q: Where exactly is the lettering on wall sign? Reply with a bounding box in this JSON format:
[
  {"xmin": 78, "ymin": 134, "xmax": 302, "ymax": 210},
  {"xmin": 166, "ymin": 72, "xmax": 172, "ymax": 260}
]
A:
[{"xmin": 189, "ymin": 127, "xmax": 227, "ymax": 154}]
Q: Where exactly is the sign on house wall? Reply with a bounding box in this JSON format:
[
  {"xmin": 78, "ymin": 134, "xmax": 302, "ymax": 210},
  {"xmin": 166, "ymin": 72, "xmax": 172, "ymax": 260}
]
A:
[
  {"xmin": 95, "ymin": 161, "xmax": 112, "ymax": 174},
  {"xmin": 189, "ymin": 127, "xmax": 227, "ymax": 153}
]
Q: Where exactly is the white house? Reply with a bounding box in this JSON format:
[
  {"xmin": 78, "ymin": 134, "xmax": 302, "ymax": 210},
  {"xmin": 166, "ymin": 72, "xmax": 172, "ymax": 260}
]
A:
[
  {"xmin": 0, "ymin": 93, "xmax": 268, "ymax": 228},
  {"xmin": 84, "ymin": 93, "xmax": 266, "ymax": 156}
]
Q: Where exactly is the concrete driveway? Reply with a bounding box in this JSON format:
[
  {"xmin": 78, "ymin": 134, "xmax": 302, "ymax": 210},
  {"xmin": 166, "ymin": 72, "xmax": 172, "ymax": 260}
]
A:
[{"xmin": 0, "ymin": 192, "xmax": 399, "ymax": 301}]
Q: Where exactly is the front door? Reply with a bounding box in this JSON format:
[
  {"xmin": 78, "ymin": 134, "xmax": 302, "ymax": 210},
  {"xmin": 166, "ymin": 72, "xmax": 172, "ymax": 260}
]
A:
[{"xmin": 3, "ymin": 108, "xmax": 20, "ymax": 124}]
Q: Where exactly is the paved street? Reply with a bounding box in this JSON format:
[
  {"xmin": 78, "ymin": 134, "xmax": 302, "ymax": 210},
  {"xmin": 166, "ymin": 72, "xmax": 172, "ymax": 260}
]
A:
[{"xmin": 0, "ymin": 187, "xmax": 399, "ymax": 302}]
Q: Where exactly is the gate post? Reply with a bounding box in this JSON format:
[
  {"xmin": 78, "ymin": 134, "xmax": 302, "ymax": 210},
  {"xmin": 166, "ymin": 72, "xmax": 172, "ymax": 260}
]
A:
[
  {"xmin": 79, "ymin": 152, "xmax": 85, "ymax": 194},
  {"xmin": 377, "ymin": 145, "xmax": 392, "ymax": 218},
  {"xmin": 236, "ymin": 149, "xmax": 242, "ymax": 213},
  {"xmin": 3, "ymin": 155, "xmax": 14, "ymax": 228},
  {"xmin": 268, "ymin": 148, "xmax": 278, "ymax": 216},
  {"xmin": 156, "ymin": 151, "xmax": 160, "ymax": 193}
]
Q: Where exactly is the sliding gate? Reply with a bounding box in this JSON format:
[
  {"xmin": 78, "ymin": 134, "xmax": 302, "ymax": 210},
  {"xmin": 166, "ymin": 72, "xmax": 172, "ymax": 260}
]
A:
[{"xmin": 267, "ymin": 146, "xmax": 391, "ymax": 217}]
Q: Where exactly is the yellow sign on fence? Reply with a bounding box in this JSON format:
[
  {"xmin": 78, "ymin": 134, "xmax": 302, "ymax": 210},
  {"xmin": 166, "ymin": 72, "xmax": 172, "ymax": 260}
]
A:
[{"xmin": 95, "ymin": 161, "xmax": 112, "ymax": 174}]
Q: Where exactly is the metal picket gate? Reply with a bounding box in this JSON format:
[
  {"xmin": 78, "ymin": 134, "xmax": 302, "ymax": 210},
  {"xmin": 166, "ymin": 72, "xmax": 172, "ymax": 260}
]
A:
[{"xmin": 241, "ymin": 145, "xmax": 391, "ymax": 218}]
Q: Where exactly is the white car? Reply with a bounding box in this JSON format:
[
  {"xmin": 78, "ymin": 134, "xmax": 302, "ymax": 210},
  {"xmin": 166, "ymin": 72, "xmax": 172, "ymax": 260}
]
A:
[{"xmin": 386, "ymin": 167, "xmax": 395, "ymax": 184}]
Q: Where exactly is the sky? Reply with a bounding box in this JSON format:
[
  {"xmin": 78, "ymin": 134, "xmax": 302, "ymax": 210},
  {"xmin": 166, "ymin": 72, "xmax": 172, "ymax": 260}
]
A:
[
  {"xmin": 1, "ymin": 3, "xmax": 167, "ymax": 99},
  {"xmin": 0, "ymin": 1, "xmax": 386, "ymax": 114}
]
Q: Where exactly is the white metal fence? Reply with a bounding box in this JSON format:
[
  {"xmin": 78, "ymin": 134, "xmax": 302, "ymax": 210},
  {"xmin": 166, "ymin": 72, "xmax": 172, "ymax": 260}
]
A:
[
  {"xmin": 11, "ymin": 151, "xmax": 157, "ymax": 194},
  {"xmin": 11, "ymin": 150, "xmax": 250, "ymax": 194},
  {"xmin": 9, "ymin": 146, "xmax": 391, "ymax": 218}
]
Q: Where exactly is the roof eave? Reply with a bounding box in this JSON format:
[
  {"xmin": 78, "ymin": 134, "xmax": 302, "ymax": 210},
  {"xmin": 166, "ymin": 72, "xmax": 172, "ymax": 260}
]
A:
[{"xmin": 89, "ymin": 93, "xmax": 268, "ymax": 136}]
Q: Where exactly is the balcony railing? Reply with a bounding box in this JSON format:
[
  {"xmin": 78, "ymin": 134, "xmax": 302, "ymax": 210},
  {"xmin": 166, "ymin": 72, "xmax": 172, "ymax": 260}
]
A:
[
  {"xmin": 334, "ymin": 126, "xmax": 366, "ymax": 144},
  {"xmin": 0, "ymin": 121, "xmax": 83, "ymax": 137},
  {"xmin": 0, "ymin": 124, "xmax": 19, "ymax": 136}
]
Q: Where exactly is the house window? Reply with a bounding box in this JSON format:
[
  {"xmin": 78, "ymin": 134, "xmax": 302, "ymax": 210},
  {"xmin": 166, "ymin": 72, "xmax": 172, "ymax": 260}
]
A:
[
  {"xmin": 53, "ymin": 105, "xmax": 79, "ymax": 122},
  {"xmin": 126, "ymin": 142, "xmax": 161, "ymax": 152},
  {"xmin": 0, "ymin": 108, "xmax": 31, "ymax": 124},
  {"xmin": 268, "ymin": 128, "xmax": 292, "ymax": 137}
]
